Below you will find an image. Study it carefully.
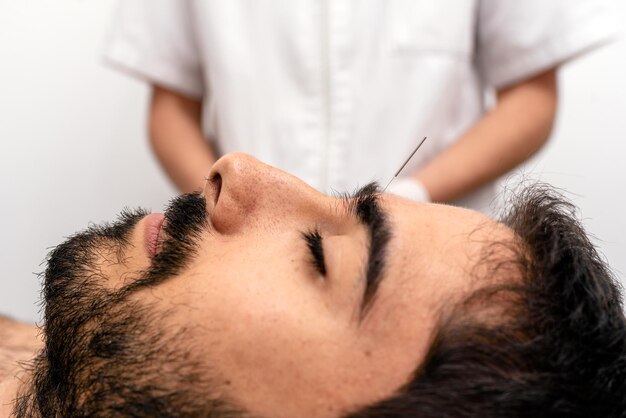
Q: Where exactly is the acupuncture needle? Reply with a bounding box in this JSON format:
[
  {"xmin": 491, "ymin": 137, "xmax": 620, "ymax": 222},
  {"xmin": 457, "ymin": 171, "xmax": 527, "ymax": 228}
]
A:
[{"xmin": 382, "ymin": 136, "xmax": 427, "ymax": 192}]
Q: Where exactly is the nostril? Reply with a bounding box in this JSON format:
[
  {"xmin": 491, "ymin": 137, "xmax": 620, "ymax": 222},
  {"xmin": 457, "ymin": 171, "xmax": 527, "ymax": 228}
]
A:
[{"xmin": 210, "ymin": 173, "xmax": 222, "ymax": 205}]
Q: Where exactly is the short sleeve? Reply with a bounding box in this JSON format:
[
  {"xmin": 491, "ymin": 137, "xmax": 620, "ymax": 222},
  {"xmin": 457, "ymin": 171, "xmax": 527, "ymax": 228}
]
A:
[
  {"xmin": 102, "ymin": 0, "xmax": 204, "ymax": 99},
  {"xmin": 476, "ymin": 0, "xmax": 619, "ymax": 89}
]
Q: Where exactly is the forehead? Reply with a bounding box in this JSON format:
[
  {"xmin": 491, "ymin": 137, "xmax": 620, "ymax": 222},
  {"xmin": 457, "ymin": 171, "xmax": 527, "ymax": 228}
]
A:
[
  {"xmin": 383, "ymin": 195, "xmax": 507, "ymax": 279},
  {"xmin": 360, "ymin": 196, "xmax": 514, "ymax": 358}
]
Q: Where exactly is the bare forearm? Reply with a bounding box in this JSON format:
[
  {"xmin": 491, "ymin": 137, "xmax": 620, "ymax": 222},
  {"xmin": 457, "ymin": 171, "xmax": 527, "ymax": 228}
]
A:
[
  {"xmin": 149, "ymin": 86, "xmax": 217, "ymax": 193},
  {"xmin": 416, "ymin": 69, "xmax": 558, "ymax": 203}
]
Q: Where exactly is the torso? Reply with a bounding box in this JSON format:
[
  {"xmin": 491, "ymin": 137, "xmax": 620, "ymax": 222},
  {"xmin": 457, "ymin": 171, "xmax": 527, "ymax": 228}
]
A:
[{"xmin": 191, "ymin": 1, "xmax": 485, "ymax": 196}]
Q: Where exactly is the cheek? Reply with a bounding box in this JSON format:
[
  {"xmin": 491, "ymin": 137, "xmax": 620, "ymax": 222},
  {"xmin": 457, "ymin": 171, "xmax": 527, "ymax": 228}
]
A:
[
  {"xmin": 168, "ymin": 237, "xmax": 331, "ymax": 348},
  {"xmin": 172, "ymin": 244, "xmax": 371, "ymax": 409},
  {"xmin": 184, "ymin": 243, "xmax": 335, "ymax": 348}
]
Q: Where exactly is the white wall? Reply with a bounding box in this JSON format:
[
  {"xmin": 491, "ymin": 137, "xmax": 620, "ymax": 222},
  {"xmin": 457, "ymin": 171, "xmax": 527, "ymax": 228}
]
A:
[
  {"xmin": 0, "ymin": 1, "xmax": 625, "ymax": 322},
  {"xmin": 0, "ymin": 1, "xmax": 174, "ymax": 322}
]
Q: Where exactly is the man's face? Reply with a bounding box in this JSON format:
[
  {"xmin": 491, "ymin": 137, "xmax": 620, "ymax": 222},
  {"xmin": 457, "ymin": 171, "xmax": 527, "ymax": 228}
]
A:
[{"xmin": 46, "ymin": 153, "xmax": 514, "ymax": 418}]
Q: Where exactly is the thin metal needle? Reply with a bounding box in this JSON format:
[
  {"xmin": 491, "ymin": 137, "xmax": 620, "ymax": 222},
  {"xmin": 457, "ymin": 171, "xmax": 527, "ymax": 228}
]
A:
[{"xmin": 383, "ymin": 136, "xmax": 427, "ymax": 192}]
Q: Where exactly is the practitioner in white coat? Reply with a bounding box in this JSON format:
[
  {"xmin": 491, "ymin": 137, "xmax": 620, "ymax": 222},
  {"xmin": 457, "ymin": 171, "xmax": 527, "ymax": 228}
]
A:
[{"xmin": 104, "ymin": 0, "xmax": 616, "ymax": 213}]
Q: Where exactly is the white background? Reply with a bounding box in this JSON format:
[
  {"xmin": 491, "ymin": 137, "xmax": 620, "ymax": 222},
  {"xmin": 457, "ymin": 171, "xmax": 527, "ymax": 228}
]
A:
[{"xmin": 1, "ymin": 1, "xmax": 625, "ymax": 322}]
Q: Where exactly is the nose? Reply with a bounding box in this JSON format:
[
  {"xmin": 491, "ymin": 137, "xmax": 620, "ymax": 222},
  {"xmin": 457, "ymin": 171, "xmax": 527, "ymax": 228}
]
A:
[{"xmin": 206, "ymin": 153, "xmax": 327, "ymax": 233}]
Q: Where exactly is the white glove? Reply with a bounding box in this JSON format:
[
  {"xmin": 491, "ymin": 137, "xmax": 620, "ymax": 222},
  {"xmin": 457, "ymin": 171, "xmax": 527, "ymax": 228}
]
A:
[{"xmin": 386, "ymin": 178, "xmax": 431, "ymax": 203}]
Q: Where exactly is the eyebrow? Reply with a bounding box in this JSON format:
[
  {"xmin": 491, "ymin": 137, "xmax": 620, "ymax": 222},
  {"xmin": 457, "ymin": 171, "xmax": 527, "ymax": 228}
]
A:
[{"xmin": 342, "ymin": 183, "xmax": 392, "ymax": 318}]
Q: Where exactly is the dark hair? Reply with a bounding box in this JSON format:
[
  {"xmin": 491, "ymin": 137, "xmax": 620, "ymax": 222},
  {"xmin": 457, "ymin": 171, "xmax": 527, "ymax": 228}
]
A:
[{"xmin": 346, "ymin": 184, "xmax": 626, "ymax": 418}]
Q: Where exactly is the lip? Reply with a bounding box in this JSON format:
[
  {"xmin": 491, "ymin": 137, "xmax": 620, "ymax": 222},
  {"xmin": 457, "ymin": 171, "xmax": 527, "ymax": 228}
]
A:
[{"xmin": 144, "ymin": 213, "xmax": 165, "ymax": 259}]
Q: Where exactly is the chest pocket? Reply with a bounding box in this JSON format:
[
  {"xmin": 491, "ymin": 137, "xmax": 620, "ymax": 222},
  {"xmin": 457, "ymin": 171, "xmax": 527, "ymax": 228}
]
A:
[{"xmin": 388, "ymin": 0, "xmax": 477, "ymax": 59}]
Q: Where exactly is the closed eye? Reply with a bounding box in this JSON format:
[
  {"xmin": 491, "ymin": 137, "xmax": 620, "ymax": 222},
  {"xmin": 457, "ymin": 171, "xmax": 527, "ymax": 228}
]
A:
[{"xmin": 302, "ymin": 229, "xmax": 326, "ymax": 276}]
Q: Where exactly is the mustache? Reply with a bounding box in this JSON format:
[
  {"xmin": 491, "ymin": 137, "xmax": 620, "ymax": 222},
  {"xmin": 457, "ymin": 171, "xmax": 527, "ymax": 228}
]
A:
[{"xmin": 124, "ymin": 192, "xmax": 208, "ymax": 294}]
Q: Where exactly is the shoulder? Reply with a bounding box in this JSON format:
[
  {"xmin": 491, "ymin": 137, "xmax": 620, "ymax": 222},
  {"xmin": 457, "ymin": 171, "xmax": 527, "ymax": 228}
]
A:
[
  {"xmin": 0, "ymin": 316, "xmax": 40, "ymax": 413},
  {"xmin": 0, "ymin": 316, "xmax": 40, "ymax": 373}
]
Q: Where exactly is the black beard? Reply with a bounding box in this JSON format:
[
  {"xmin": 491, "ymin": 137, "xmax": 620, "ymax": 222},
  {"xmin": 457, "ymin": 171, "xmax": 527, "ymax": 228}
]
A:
[{"xmin": 16, "ymin": 194, "xmax": 208, "ymax": 416}]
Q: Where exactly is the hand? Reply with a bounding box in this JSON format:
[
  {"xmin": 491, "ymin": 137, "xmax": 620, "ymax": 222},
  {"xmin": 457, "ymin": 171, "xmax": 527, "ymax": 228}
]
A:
[{"xmin": 386, "ymin": 178, "xmax": 431, "ymax": 203}]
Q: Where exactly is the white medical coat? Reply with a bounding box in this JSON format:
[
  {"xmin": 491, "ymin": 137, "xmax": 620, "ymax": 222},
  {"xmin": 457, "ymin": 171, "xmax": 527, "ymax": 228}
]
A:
[{"xmin": 104, "ymin": 0, "xmax": 616, "ymax": 213}]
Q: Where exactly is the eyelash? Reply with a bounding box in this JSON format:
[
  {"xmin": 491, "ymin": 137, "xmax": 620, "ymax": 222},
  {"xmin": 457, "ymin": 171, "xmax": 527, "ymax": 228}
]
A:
[{"xmin": 302, "ymin": 229, "xmax": 327, "ymax": 276}]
